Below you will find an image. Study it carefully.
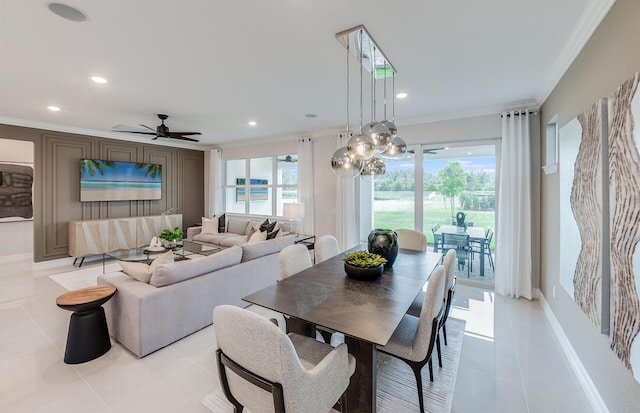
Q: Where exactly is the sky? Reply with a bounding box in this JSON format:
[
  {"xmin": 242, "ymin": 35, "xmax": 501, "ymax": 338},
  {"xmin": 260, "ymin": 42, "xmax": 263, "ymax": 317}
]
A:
[{"xmin": 81, "ymin": 160, "xmax": 162, "ymax": 182}]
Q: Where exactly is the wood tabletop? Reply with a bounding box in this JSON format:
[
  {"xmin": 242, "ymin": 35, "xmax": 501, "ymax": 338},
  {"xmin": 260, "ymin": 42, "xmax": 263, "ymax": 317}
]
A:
[
  {"xmin": 244, "ymin": 246, "xmax": 442, "ymax": 346},
  {"xmin": 56, "ymin": 285, "xmax": 117, "ymax": 306}
]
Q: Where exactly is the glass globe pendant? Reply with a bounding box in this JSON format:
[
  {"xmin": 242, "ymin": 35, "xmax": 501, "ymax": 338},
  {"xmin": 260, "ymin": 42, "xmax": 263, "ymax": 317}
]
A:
[
  {"xmin": 360, "ymin": 156, "xmax": 386, "ymax": 182},
  {"xmin": 381, "ymin": 119, "xmax": 397, "ymax": 137},
  {"xmin": 381, "ymin": 136, "xmax": 407, "ymax": 160},
  {"xmin": 346, "ymin": 132, "xmax": 375, "ymax": 160},
  {"xmin": 364, "ymin": 121, "xmax": 391, "ymax": 152},
  {"xmin": 331, "ymin": 146, "xmax": 364, "ymax": 178}
]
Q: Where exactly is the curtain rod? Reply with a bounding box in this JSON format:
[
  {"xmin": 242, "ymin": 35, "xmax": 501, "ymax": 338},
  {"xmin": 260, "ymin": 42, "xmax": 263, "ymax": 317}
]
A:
[{"xmin": 500, "ymin": 110, "xmax": 538, "ymax": 118}]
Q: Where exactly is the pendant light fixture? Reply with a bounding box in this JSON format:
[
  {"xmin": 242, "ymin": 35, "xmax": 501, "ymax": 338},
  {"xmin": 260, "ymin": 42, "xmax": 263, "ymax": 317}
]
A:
[
  {"xmin": 332, "ymin": 41, "xmax": 364, "ymax": 178},
  {"xmin": 334, "ymin": 25, "xmax": 400, "ymax": 179},
  {"xmin": 346, "ymin": 29, "xmax": 375, "ymax": 161}
]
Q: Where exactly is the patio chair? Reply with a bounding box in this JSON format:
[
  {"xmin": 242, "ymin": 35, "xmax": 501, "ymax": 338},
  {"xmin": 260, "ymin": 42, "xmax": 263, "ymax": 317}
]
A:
[
  {"xmin": 471, "ymin": 227, "xmax": 494, "ymax": 271},
  {"xmin": 441, "ymin": 233, "xmax": 470, "ymax": 277},
  {"xmin": 431, "ymin": 223, "xmax": 441, "ymax": 252}
]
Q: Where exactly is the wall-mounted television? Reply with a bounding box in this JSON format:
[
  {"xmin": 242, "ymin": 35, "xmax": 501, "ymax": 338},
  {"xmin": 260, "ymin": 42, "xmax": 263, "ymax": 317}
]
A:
[
  {"xmin": 236, "ymin": 178, "xmax": 268, "ymax": 201},
  {"xmin": 80, "ymin": 159, "xmax": 162, "ymax": 202}
]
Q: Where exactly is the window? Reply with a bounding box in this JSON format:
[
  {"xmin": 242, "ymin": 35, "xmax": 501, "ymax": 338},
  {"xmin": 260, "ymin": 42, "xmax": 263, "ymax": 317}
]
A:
[{"xmin": 224, "ymin": 155, "xmax": 298, "ymax": 217}]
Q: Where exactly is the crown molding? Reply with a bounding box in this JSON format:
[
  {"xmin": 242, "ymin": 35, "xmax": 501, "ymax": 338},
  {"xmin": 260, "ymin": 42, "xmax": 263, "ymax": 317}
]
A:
[
  {"xmin": 536, "ymin": 0, "xmax": 616, "ymax": 105},
  {"xmin": 0, "ymin": 116, "xmax": 206, "ymax": 151}
]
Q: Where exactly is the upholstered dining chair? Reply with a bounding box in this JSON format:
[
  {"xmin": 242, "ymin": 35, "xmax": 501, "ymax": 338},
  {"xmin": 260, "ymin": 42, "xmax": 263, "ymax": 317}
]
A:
[
  {"xmin": 315, "ymin": 235, "xmax": 340, "ymax": 263},
  {"xmin": 377, "ymin": 265, "xmax": 446, "ymax": 413},
  {"xmin": 407, "ymin": 249, "xmax": 456, "ymax": 368},
  {"xmin": 245, "ymin": 244, "xmax": 313, "ymax": 331},
  {"xmin": 214, "ymin": 305, "xmax": 356, "ymax": 413},
  {"xmin": 279, "ymin": 244, "xmax": 313, "ymax": 281},
  {"xmin": 395, "ymin": 228, "xmax": 427, "ymax": 252}
]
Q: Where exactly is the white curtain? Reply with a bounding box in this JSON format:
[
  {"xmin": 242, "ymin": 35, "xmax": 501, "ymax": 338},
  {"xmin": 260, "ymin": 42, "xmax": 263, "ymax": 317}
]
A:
[
  {"xmin": 297, "ymin": 138, "xmax": 315, "ymax": 235},
  {"xmin": 335, "ymin": 134, "xmax": 360, "ymax": 251},
  {"xmin": 496, "ymin": 111, "xmax": 533, "ymax": 299},
  {"xmin": 208, "ymin": 149, "xmax": 223, "ymax": 216}
]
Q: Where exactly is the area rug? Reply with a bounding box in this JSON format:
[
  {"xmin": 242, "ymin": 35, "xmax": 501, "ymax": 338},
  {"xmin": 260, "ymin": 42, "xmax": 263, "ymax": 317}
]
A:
[
  {"xmin": 202, "ymin": 318, "xmax": 465, "ymax": 413},
  {"xmin": 49, "ymin": 263, "xmax": 121, "ymax": 291}
]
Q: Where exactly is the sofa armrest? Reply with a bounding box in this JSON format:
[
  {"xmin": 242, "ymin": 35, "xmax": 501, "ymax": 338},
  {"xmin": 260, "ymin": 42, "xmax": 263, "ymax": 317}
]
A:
[{"xmin": 187, "ymin": 226, "xmax": 202, "ymax": 240}]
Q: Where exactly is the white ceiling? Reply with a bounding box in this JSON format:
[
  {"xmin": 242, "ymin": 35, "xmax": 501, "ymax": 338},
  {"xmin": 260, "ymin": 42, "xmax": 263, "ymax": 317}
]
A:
[{"xmin": 0, "ymin": 0, "xmax": 614, "ymax": 147}]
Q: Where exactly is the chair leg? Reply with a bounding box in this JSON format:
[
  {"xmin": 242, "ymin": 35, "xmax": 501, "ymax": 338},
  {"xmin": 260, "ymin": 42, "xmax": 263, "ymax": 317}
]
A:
[
  {"xmin": 410, "ymin": 363, "xmax": 426, "ymax": 413},
  {"xmin": 340, "ymin": 391, "xmax": 348, "ymax": 412},
  {"xmin": 428, "ymin": 358, "xmax": 434, "ymax": 381},
  {"xmin": 436, "ymin": 331, "xmax": 443, "ymax": 368},
  {"xmin": 443, "ymin": 322, "xmax": 448, "ymax": 346}
]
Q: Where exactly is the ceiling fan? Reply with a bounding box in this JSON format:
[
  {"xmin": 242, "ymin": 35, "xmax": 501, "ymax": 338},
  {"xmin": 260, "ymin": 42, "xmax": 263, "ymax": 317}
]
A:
[
  {"xmin": 278, "ymin": 155, "xmax": 297, "ymax": 163},
  {"xmin": 112, "ymin": 114, "xmax": 201, "ymax": 142}
]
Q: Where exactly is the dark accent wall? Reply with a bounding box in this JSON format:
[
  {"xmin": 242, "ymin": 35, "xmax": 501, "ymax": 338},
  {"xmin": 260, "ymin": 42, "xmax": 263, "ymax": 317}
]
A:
[{"xmin": 0, "ymin": 124, "xmax": 204, "ymax": 262}]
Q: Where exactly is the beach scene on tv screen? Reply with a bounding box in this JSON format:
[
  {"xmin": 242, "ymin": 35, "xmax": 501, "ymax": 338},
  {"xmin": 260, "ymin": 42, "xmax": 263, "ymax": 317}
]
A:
[{"xmin": 80, "ymin": 159, "xmax": 162, "ymax": 202}]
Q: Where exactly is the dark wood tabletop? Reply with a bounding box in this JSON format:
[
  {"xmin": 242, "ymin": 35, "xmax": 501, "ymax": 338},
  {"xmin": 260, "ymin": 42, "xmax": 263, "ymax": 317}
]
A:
[{"xmin": 243, "ymin": 246, "xmax": 442, "ymax": 345}]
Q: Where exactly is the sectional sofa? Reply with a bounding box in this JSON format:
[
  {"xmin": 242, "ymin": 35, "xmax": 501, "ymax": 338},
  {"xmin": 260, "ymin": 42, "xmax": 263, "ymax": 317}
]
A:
[{"xmin": 97, "ymin": 236, "xmax": 294, "ymax": 357}]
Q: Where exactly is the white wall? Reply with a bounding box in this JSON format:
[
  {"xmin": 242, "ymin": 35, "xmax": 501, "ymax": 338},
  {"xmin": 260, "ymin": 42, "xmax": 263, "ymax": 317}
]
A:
[{"xmin": 0, "ymin": 138, "xmax": 34, "ymax": 261}]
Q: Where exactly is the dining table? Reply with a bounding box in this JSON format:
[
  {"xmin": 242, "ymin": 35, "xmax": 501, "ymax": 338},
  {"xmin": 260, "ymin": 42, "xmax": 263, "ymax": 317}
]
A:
[
  {"xmin": 434, "ymin": 225, "xmax": 487, "ymax": 277},
  {"xmin": 243, "ymin": 245, "xmax": 442, "ymax": 413}
]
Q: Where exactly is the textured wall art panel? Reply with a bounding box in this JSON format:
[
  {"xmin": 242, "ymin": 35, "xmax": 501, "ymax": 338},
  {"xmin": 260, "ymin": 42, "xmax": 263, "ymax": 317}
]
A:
[
  {"xmin": 608, "ymin": 71, "xmax": 640, "ymax": 382},
  {"xmin": 559, "ymin": 99, "xmax": 609, "ymax": 332}
]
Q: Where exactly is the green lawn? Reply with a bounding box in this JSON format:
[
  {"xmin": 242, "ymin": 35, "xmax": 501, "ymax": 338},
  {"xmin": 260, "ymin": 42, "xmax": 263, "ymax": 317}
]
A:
[{"xmin": 373, "ymin": 207, "xmax": 495, "ymax": 249}]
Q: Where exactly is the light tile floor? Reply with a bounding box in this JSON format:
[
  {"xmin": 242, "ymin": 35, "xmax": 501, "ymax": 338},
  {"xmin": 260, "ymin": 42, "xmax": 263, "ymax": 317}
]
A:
[{"xmin": 0, "ymin": 258, "xmax": 593, "ymax": 412}]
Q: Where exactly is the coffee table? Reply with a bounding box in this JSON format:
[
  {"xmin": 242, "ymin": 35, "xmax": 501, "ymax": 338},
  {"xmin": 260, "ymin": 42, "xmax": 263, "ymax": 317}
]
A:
[{"xmin": 56, "ymin": 285, "xmax": 117, "ymax": 364}]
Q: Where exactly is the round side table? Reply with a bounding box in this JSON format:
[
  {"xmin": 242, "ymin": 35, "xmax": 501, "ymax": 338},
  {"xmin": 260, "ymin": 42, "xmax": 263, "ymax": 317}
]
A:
[{"xmin": 56, "ymin": 285, "xmax": 117, "ymax": 364}]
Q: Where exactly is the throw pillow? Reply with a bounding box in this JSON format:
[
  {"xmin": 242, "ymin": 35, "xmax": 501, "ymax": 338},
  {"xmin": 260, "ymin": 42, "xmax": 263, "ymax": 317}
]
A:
[
  {"xmin": 260, "ymin": 221, "xmax": 277, "ymax": 233},
  {"xmin": 218, "ymin": 213, "xmax": 226, "ymax": 233},
  {"xmin": 119, "ymin": 261, "xmax": 153, "ymax": 283},
  {"xmin": 202, "ymin": 216, "xmax": 219, "ymax": 234},
  {"xmin": 246, "ymin": 224, "xmax": 257, "ymax": 240},
  {"xmin": 259, "ymin": 219, "xmax": 271, "ymax": 232},
  {"xmin": 266, "ymin": 229, "xmax": 280, "ymax": 240},
  {"xmin": 248, "ymin": 228, "xmax": 268, "ymax": 243},
  {"xmin": 118, "ymin": 251, "xmax": 174, "ymax": 283}
]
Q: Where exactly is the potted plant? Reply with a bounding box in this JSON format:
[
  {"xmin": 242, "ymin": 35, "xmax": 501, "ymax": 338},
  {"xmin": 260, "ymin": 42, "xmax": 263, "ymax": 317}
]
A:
[
  {"xmin": 342, "ymin": 250, "xmax": 387, "ymax": 281},
  {"xmin": 159, "ymin": 226, "xmax": 183, "ymax": 248}
]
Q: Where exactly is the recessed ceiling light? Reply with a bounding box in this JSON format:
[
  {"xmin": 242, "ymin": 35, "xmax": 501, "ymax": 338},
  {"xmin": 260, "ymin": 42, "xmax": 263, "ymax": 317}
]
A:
[
  {"xmin": 396, "ymin": 92, "xmax": 408, "ymax": 99},
  {"xmin": 248, "ymin": 121, "xmax": 257, "ymax": 126},
  {"xmin": 47, "ymin": 3, "xmax": 88, "ymax": 22},
  {"xmin": 91, "ymin": 76, "xmax": 107, "ymax": 84},
  {"xmin": 47, "ymin": 106, "xmax": 61, "ymax": 111},
  {"xmin": 444, "ymin": 147, "xmax": 450, "ymax": 150},
  {"xmin": 305, "ymin": 114, "xmax": 317, "ymax": 118},
  {"xmin": 467, "ymin": 152, "xmax": 472, "ymax": 155}
]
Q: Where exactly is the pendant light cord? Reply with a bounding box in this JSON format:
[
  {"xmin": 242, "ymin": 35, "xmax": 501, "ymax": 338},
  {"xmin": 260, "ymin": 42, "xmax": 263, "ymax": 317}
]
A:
[
  {"xmin": 372, "ymin": 46, "xmax": 376, "ymax": 122},
  {"xmin": 346, "ymin": 43, "xmax": 350, "ymax": 136},
  {"xmin": 359, "ymin": 29, "xmax": 363, "ymax": 132},
  {"xmin": 392, "ymin": 73, "xmax": 396, "ymax": 122},
  {"xmin": 383, "ymin": 62, "xmax": 388, "ymax": 120}
]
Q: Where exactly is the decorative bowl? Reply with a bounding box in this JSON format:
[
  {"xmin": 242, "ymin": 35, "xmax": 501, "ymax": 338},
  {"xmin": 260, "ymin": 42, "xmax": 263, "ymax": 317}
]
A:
[{"xmin": 344, "ymin": 262, "xmax": 384, "ymax": 281}]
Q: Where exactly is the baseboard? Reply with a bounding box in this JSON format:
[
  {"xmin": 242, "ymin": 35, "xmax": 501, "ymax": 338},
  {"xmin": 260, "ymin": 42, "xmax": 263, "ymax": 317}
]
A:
[
  {"xmin": 31, "ymin": 256, "xmax": 76, "ymax": 270},
  {"xmin": 539, "ymin": 293, "xmax": 609, "ymax": 413},
  {"xmin": 0, "ymin": 252, "xmax": 32, "ymax": 264}
]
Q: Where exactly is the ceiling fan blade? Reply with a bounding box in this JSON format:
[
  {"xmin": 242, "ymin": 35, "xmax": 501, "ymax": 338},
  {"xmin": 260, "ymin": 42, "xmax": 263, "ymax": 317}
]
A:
[
  {"xmin": 168, "ymin": 131, "xmax": 201, "ymax": 137},
  {"xmin": 174, "ymin": 136, "xmax": 200, "ymax": 142},
  {"xmin": 139, "ymin": 124, "xmax": 156, "ymax": 132},
  {"xmin": 114, "ymin": 130, "xmax": 157, "ymax": 135}
]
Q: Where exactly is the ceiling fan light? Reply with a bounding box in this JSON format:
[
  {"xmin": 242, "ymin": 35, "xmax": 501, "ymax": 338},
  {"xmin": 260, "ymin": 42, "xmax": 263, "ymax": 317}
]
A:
[
  {"xmin": 360, "ymin": 156, "xmax": 386, "ymax": 182},
  {"xmin": 331, "ymin": 146, "xmax": 364, "ymax": 178},
  {"xmin": 381, "ymin": 136, "xmax": 407, "ymax": 160},
  {"xmin": 346, "ymin": 132, "xmax": 375, "ymax": 160}
]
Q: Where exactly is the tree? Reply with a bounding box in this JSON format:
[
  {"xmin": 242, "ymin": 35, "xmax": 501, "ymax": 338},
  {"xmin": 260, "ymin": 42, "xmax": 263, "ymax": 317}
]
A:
[{"xmin": 435, "ymin": 161, "xmax": 467, "ymax": 222}]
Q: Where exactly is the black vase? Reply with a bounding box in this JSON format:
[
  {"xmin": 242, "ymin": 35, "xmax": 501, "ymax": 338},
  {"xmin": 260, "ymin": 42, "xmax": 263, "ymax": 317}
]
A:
[{"xmin": 367, "ymin": 229, "xmax": 399, "ymax": 268}]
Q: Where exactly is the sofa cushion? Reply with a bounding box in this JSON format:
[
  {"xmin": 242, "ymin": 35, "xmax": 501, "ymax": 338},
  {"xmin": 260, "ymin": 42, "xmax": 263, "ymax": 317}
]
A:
[
  {"xmin": 193, "ymin": 232, "xmax": 233, "ymax": 244},
  {"xmin": 219, "ymin": 235, "xmax": 248, "ymax": 247},
  {"xmin": 202, "ymin": 216, "xmax": 219, "ymax": 234},
  {"xmin": 227, "ymin": 217, "xmax": 251, "ymax": 235},
  {"xmin": 241, "ymin": 236, "xmax": 295, "ymax": 262},
  {"xmin": 149, "ymin": 246, "xmax": 243, "ymax": 287},
  {"xmin": 119, "ymin": 251, "xmax": 174, "ymax": 283}
]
